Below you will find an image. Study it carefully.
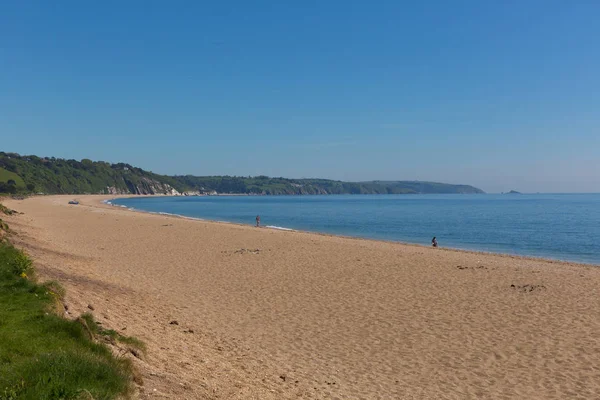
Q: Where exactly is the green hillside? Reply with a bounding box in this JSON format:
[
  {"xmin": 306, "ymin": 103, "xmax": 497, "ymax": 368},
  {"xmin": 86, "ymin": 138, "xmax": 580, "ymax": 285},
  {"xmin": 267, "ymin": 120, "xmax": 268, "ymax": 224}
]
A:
[
  {"xmin": 0, "ymin": 153, "xmax": 180, "ymax": 195},
  {"xmin": 0, "ymin": 165, "xmax": 27, "ymax": 194},
  {"xmin": 0, "ymin": 152, "xmax": 485, "ymax": 195},
  {"xmin": 173, "ymin": 175, "xmax": 484, "ymax": 195},
  {"xmin": 0, "ymin": 167, "xmax": 25, "ymax": 189}
]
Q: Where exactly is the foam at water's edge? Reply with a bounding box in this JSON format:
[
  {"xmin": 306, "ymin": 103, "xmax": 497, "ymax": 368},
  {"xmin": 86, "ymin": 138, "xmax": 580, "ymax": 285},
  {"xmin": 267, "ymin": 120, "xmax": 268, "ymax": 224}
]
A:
[
  {"xmin": 104, "ymin": 199, "xmax": 131, "ymax": 210},
  {"xmin": 265, "ymin": 225, "xmax": 293, "ymax": 231},
  {"xmin": 184, "ymin": 217, "xmax": 205, "ymax": 221}
]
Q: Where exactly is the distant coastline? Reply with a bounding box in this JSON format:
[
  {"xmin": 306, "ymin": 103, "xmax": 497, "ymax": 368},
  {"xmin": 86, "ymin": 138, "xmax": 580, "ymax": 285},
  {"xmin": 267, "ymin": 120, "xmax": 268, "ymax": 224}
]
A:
[{"xmin": 0, "ymin": 152, "xmax": 484, "ymax": 196}]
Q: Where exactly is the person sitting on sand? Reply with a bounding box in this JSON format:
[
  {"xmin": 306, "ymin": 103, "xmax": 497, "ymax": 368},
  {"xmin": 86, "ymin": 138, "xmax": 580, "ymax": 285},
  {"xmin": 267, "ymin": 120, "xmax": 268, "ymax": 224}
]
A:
[
  {"xmin": 256, "ymin": 215, "xmax": 260, "ymax": 227},
  {"xmin": 432, "ymin": 236, "xmax": 438, "ymax": 247}
]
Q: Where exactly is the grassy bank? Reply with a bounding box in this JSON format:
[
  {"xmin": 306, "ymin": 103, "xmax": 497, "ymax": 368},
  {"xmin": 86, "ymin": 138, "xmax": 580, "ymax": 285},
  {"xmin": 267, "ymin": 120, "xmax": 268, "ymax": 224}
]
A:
[{"xmin": 0, "ymin": 223, "xmax": 139, "ymax": 398}]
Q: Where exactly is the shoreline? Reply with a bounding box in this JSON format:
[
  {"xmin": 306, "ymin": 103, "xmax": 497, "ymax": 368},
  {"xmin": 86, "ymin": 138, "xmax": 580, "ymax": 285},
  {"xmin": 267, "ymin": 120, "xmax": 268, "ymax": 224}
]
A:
[
  {"xmin": 103, "ymin": 195, "xmax": 599, "ymax": 268},
  {"xmin": 5, "ymin": 194, "xmax": 600, "ymax": 399}
]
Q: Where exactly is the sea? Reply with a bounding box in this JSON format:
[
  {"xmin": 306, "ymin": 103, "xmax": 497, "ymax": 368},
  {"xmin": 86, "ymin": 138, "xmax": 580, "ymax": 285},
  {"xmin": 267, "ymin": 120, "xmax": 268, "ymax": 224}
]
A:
[{"xmin": 110, "ymin": 194, "xmax": 600, "ymax": 265}]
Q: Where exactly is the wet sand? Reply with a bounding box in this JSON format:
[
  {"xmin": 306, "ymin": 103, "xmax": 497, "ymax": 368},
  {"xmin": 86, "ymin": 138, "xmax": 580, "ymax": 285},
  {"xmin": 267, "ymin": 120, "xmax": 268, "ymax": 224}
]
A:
[{"xmin": 4, "ymin": 195, "xmax": 600, "ymax": 399}]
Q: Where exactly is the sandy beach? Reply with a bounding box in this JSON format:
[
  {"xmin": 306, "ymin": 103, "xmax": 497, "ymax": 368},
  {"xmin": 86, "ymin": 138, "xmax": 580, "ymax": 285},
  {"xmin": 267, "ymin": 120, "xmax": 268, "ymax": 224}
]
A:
[{"xmin": 3, "ymin": 195, "xmax": 600, "ymax": 399}]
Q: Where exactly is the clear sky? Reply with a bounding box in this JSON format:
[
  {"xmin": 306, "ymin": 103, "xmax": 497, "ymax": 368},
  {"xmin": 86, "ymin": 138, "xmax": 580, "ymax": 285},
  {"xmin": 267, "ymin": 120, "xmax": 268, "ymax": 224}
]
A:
[{"xmin": 1, "ymin": 1, "xmax": 599, "ymax": 193}]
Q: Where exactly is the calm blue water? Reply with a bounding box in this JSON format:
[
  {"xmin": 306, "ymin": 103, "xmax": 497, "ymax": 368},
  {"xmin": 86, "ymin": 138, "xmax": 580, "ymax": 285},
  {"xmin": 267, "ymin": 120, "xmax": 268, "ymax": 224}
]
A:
[{"xmin": 111, "ymin": 194, "xmax": 600, "ymax": 265}]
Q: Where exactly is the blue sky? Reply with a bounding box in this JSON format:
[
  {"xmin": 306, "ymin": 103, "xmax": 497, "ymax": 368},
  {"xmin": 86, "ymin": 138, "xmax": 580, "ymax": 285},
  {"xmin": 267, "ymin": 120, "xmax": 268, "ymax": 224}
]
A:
[{"xmin": 1, "ymin": 1, "xmax": 599, "ymax": 193}]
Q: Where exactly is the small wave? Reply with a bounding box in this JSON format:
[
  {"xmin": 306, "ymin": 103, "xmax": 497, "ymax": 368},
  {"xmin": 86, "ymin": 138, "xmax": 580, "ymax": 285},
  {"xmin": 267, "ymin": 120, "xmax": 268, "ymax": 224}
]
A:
[
  {"xmin": 129, "ymin": 209, "xmax": 204, "ymax": 221},
  {"xmin": 265, "ymin": 225, "xmax": 293, "ymax": 231}
]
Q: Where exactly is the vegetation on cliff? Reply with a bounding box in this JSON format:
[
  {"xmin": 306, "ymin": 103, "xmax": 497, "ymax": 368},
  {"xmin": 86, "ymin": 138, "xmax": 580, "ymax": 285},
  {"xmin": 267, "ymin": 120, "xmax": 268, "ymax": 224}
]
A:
[
  {"xmin": 0, "ymin": 152, "xmax": 485, "ymax": 195},
  {"xmin": 0, "ymin": 152, "xmax": 180, "ymax": 195},
  {"xmin": 174, "ymin": 175, "xmax": 484, "ymax": 195}
]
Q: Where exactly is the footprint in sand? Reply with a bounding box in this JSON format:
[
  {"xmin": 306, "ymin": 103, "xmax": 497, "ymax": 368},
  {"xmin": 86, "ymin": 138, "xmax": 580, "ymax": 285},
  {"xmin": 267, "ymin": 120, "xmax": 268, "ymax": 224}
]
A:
[
  {"xmin": 233, "ymin": 248, "xmax": 261, "ymax": 255},
  {"xmin": 456, "ymin": 265, "xmax": 487, "ymax": 270},
  {"xmin": 510, "ymin": 284, "xmax": 546, "ymax": 292}
]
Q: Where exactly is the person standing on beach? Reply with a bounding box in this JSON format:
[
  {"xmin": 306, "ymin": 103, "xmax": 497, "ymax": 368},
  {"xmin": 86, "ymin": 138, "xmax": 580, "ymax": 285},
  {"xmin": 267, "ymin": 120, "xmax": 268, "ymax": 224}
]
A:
[
  {"xmin": 432, "ymin": 237, "xmax": 438, "ymax": 247},
  {"xmin": 256, "ymin": 215, "xmax": 260, "ymax": 227}
]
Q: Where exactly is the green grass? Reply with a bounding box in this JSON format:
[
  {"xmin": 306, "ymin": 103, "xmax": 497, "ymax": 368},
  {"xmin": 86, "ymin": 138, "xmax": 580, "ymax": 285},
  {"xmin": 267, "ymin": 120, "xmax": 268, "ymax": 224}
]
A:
[
  {"xmin": 0, "ymin": 219, "xmax": 8, "ymax": 235},
  {"xmin": 0, "ymin": 204, "xmax": 17, "ymax": 216},
  {"xmin": 79, "ymin": 313, "xmax": 146, "ymax": 354},
  {"xmin": 0, "ymin": 168, "xmax": 24, "ymax": 188},
  {"xmin": 0, "ymin": 242, "xmax": 136, "ymax": 400}
]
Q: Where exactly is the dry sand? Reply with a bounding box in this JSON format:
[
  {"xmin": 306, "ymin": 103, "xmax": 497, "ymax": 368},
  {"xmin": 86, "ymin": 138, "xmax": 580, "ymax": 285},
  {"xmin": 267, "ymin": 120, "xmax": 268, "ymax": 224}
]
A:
[{"xmin": 3, "ymin": 195, "xmax": 600, "ymax": 399}]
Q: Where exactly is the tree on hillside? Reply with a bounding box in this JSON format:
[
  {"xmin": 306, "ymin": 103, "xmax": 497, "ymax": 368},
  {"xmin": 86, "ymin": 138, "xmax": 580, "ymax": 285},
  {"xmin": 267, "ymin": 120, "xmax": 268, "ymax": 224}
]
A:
[{"xmin": 0, "ymin": 182, "xmax": 16, "ymax": 194}]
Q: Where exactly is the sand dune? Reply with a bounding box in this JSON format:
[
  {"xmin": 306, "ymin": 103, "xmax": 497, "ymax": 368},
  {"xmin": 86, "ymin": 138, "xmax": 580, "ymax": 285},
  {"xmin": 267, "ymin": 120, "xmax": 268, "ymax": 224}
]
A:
[{"xmin": 4, "ymin": 195, "xmax": 600, "ymax": 399}]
